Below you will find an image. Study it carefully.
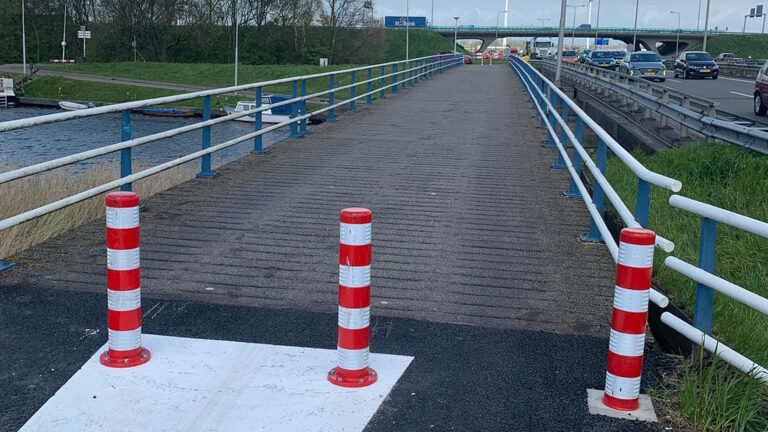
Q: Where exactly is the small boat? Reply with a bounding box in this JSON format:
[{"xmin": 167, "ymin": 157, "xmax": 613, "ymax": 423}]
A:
[
  {"xmin": 59, "ymin": 101, "xmax": 95, "ymax": 111},
  {"xmin": 137, "ymin": 107, "xmax": 195, "ymax": 117},
  {"xmin": 0, "ymin": 78, "xmax": 19, "ymax": 108},
  {"xmin": 224, "ymin": 95, "xmax": 293, "ymax": 124}
]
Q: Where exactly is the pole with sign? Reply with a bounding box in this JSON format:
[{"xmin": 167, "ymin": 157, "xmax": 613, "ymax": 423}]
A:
[{"xmin": 78, "ymin": 27, "xmax": 91, "ymax": 62}]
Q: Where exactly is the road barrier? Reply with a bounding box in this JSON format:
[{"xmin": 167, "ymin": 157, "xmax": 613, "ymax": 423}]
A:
[
  {"xmin": 538, "ymin": 60, "xmax": 768, "ymax": 154},
  {"xmin": 510, "ymin": 56, "xmax": 768, "ymax": 387},
  {"xmin": 101, "ymin": 191, "xmax": 150, "ymax": 368},
  {"xmin": 329, "ymin": 208, "xmax": 377, "ymax": 387},
  {"xmin": 603, "ymin": 228, "xmax": 655, "ymax": 411},
  {"xmin": 0, "ymin": 54, "xmax": 463, "ymax": 238}
]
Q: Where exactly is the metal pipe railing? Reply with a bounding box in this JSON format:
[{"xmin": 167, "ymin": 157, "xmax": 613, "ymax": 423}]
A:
[
  {"xmin": 0, "ymin": 55, "xmax": 463, "ymax": 233},
  {"xmin": 510, "ymin": 57, "xmax": 670, "ymax": 308}
]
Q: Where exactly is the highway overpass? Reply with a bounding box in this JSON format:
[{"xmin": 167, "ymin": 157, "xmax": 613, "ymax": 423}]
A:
[{"xmin": 431, "ymin": 26, "xmax": 725, "ymax": 55}]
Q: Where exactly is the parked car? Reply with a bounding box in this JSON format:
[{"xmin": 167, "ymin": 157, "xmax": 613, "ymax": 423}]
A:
[
  {"xmin": 463, "ymin": 55, "xmax": 473, "ymax": 64},
  {"xmin": 586, "ymin": 51, "xmax": 617, "ymax": 70},
  {"xmin": 561, "ymin": 50, "xmax": 579, "ymax": 64},
  {"xmin": 611, "ymin": 50, "xmax": 627, "ymax": 65},
  {"xmin": 753, "ymin": 60, "xmax": 768, "ymax": 115},
  {"xmin": 716, "ymin": 52, "xmax": 740, "ymax": 63},
  {"xmin": 618, "ymin": 51, "xmax": 666, "ymax": 82},
  {"xmin": 579, "ymin": 49, "xmax": 592, "ymax": 63},
  {"xmin": 674, "ymin": 51, "xmax": 719, "ymax": 79}
]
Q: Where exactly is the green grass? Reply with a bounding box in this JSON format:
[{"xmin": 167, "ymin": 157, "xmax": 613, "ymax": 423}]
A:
[
  {"xmin": 605, "ymin": 142, "xmax": 768, "ymax": 429},
  {"xmin": 706, "ymin": 34, "xmax": 768, "ymax": 59},
  {"xmin": 383, "ymin": 29, "xmax": 464, "ymax": 61}
]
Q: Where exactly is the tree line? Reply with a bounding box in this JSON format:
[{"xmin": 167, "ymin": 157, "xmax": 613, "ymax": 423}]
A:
[{"xmin": 0, "ymin": 0, "xmax": 389, "ymax": 64}]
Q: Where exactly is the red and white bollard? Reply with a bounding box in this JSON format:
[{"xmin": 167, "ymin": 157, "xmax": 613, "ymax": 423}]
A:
[
  {"xmin": 602, "ymin": 228, "xmax": 655, "ymax": 411},
  {"xmin": 100, "ymin": 191, "xmax": 151, "ymax": 368},
  {"xmin": 328, "ymin": 208, "xmax": 377, "ymax": 387}
]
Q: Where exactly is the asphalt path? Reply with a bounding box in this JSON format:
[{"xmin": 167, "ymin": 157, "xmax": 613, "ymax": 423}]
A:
[{"xmin": 661, "ymin": 71, "xmax": 767, "ymax": 124}]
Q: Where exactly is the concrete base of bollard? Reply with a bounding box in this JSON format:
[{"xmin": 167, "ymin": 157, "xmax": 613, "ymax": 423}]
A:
[{"xmin": 586, "ymin": 389, "xmax": 658, "ymax": 423}]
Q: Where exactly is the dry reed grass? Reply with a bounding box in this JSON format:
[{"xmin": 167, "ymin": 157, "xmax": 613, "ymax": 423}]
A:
[{"xmin": 0, "ymin": 162, "xmax": 197, "ymax": 260}]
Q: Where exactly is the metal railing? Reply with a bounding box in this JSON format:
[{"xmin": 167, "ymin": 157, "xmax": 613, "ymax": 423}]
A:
[
  {"xmin": 508, "ymin": 55, "xmax": 678, "ymax": 308},
  {"xmin": 430, "ymin": 26, "xmax": 726, "ymax": 35},
  {"xmin": 662, "ymin": 195, "xmax": 768, "ymax": 384},
  {"xmin": 0, "ymin": 54, "xmax": 463, "ymax": 239},
  {"xmin": 539, "ymin": 60, "xmax": 768, "ymax": 153},
  {"xmin": 510, "ymin": 56, "xmax": 768, "ymax": 385}
]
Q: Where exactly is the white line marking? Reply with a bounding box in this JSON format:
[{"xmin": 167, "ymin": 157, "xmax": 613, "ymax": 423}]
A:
[
  {"xmin": 668, "ymin": 79, "xmax": 682, "ymax": 83},
  {"xmin": 719, "ymin": 76, "xmax": 756, "ymax": 84},
  {"xmin": 730, "ymin": 91, "xmax": 753, "ymax": 98}
]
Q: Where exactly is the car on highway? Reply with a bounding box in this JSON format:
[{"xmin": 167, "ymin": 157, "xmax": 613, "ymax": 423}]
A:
[
  {"xmin": 579, "ymin": 49, "xmax": 591, "ymax": 63},
  {"xmin": 463, "ymin": 55, "xmax": 473, "ymax": 64},
  {"xmin": 561, "ymin": 50, "xmax": 579, "ymax": 64},
  {"xmin": 586, "ymin": 51, "xmax": 617, "ymax": 70},
  {"xmin": 753, "ymin": 61, "xmax": 768, "ymax": 115},
  {"xmin": 716, "ymin": 52, "xmax": 741, "ymax": 63},
  {"xmin": 673, "ymin": 51, "xmax": 719, "ymax": 79},
  {"xmin": 611, "ymin": 50, "xmax": 627, "ymax": 65},
  {"xmin": 618, "ymin": 51, "xmax": 666, "ymax": 82}
]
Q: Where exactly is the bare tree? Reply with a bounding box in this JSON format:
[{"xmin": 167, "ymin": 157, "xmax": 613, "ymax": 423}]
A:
[{"xmin": 319, "ymin": 0, "xmax": 366, "ymax": 63}]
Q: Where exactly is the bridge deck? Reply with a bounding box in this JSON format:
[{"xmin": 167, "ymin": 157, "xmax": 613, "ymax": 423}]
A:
[{"xmin": 2, "ymin": 65, "xmax": 660, "ymax": 431}]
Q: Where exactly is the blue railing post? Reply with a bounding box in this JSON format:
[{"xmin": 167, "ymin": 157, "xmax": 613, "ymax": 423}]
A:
[
  {"xmin": 694, "ymin": 218, "xmax": 717, "ymax": 334},
  {"xmin": 120, "ymin": 110, "xmax": 132, "ymax": 191},
  {"xmin": 367, "ymin": 68, "xmax": 373, "ymax": 105},
  {"xmin": 392, "ymin": 64, "xmax": 398, "ymax": 94},
  {"xmin": 581, "ymin": 139, "xmax": 607, "ymax": 242},
  {"xmin": 552, "ymin": 102, "xmax": 568, "ymax": 170},
  {"xmin": 300, "ymin": 78, "xmax": 308, "ymax": 135},
  {"xmin": 379, "ymin": 66, "xmax": 386, "ymax": 98},
  {"xmin": 328, "ymin": 74, "xmax": 336, "ymax": 122},
  {"xmin": 546, "ymin": 89, "xmax": 557, "ymax": 148},
  {"xmin": 253, "ymin": 87, "xmax": 263, "ymax": 154},
  {"xmin": 634, "ymin": 179, "xmax": 651, "ymax": 228},
  {"xmin": 402, "ymin": 63, "xmax": 407, "ymax": 90},
  {"xmin": 290, "ymin": 80, "xmax": 299, "ymax": 138},
  {"xmin": 350, "ymin": 71, "xmax": 357, "ymax": 112},
  {"xmin": 564, "ymin": 117, "xmax": 583, "ymax": 198},
  {"xmin": 197, "ymin": 96, "xmax": 217, "ymax": 178},
  {"xmin": 421, "ymin": 61, "xmax": 426, "ymax": 81}
]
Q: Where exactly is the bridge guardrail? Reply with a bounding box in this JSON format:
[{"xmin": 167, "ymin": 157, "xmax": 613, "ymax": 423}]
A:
[
  {"xmin": 510, "ymin": 56, "xmax": 768, "ymax": 386},
  {"xmin": 508, "ymin": 55, "xmax": 678, "ymax": 309},
  {"xmin": 0, "ymin": 54, "xmax": 463, "ymax": 239},
  {"xmin": 538, "ymin": 60, "xmax": 768, "ymax": 154},
  {"xmin": 431, "ymin": 25, "xmax": 726, "ymax": 35}
]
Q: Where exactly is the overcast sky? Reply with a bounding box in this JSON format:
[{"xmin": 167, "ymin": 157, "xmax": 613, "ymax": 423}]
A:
[{"xmin": 374, "ymin": 0, "xmax": 763, "ymax": 32}]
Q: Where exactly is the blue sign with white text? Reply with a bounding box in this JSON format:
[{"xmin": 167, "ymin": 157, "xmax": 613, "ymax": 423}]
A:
[
  {"xmin": 596, "ymin": 38, "xmax": 610, "ymax": 46},
  {"xmin": 384, "ymin": 16, "xmax": 427, "ymax": 29}
]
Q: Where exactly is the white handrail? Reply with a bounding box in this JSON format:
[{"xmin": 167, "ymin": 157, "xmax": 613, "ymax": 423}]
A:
[
  {"xmin": 0, "ymin": 54, "xmax": 448, "ymax": 132},
  {"xmin": 661, "ymin": 312, "xmax": 768, "ymax": 385},
  {"xmin": 518, "ymin": 58, "xmax": 682, "ymax": 192},
  {"xmin": 669, "ymin": 195, "xmax": 768, "ymax": 238}
]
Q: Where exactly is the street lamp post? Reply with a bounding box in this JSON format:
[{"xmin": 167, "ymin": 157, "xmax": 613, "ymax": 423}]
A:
[
  {"xmin": 566, "ymin": 4, "xmax": 586, "ymax": 48},
  {"xmin": 406, "ymin": 0, "xmax": 410, "ymax": 60},
  {"xmin": 594, "ymin": 0, "xmax": 601, "ymax": 48},
  {"xmin": 21, "ymin": 0, "xmax": 27, "ymax": 75},
  {"xmin": 496, "ymin": 10, "xmax": 508, "ymax": 49},
  {"xmin": 454, "ymin": 17, "xmax": 459, "ymax": 53},
  {"xmin": 697, "ymin": 0, "xmax": 702, "ymax": 30},
  {"xmin": 670, "ymin": 11, "xmax": 680, "ymax": 59},
  {"xmin": 703, "ymin": 0, "xmax": 711, "ymax": 51},
  {"xmin": 431, "ymin": 0, "xmax": 434, "ymax": 28},
  {"xmin": 503, "ymin": 0, "xmax": 510, "ymax": 47},
  {"xmin": 586, "ymin": 0, "xmax": 592, "ymax": 48},
  {"xmin": 555, "ymin": 0, "xmax": 567, "ymax": 86},
  {"xmin": 631, "ymin": 0, "xmax": 640, "ymax": 52}
]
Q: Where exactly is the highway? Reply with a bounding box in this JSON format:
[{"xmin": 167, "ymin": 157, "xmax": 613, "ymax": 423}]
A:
[{"xmin": 661, "ymin": 71, "xmax": 768, "ymax": 124}]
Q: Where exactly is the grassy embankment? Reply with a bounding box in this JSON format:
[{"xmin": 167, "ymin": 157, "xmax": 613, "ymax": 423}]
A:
[
  {"xmin": 13, "ymin": 29, "xmax": 458, "ymax": 107},
  {"xmin": 606, "ymin": 143, "xmax": 768, "ymax": 431},
  {"xmin": 706, "ymin": 34, "xmax": 768, "ymax": 59}
]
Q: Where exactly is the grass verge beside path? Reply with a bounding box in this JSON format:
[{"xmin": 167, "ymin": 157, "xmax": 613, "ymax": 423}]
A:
[{"xmin": 605, "ymin": 142, "xmax": 768, "ymax": 430}]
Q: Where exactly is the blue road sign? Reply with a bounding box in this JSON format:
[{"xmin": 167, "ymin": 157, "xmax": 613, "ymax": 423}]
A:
[
  {"xmin": 384, "ymin": 16, "xmax": 427, "ymax": 29},
  {"xmin": 596, "ymin": 38, "xmax": 609, "ymax": 46}
]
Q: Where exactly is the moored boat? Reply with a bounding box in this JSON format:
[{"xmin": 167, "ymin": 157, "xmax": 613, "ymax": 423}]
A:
[
  {"xmin": 59, "ymin": 101, "xmax": 94, "ymax": 111},
  {"xmin": 224, "ymin": 95, "xmax": 293, "ymax": 124},
  {"xmin": 137, "ymin": 108, "xmax": 195, "ymax": 117}
]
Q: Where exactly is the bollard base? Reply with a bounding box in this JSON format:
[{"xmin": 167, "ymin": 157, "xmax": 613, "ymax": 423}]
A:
[
  {"xmin": 586, "ymin": 389, "xmax": 657, "ymax": 423},
  {"xmin": 100, "ymin": 348, "xmax": 151, "ymax": 368},
  {"xmin": 196, "ymin": 171, "xmax": 219, "ymax": 179},
  {"xmin": 580, "ymin": 233, "xmax": 604, "ymax": 243},
  {"xmin": 327, "ymin": 367, "xmax": 377, "ymax": 388}
]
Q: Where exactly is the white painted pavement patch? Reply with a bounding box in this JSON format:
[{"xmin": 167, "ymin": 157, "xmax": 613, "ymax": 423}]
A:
[
  {"xmin": 729, "ymin": 91, "xmax": 753, "ymax": 98},
  {"xmin": 586, "ymin": 389, "xmax": 658, "ymax": 423},
  {"xmin": 20, "ymin": 334, "xmax": 413, "ymax": 432}
]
